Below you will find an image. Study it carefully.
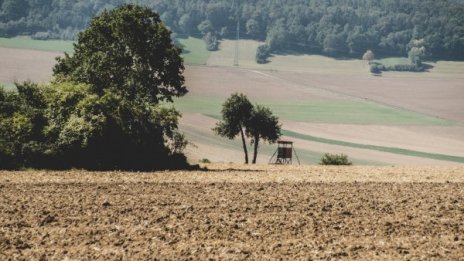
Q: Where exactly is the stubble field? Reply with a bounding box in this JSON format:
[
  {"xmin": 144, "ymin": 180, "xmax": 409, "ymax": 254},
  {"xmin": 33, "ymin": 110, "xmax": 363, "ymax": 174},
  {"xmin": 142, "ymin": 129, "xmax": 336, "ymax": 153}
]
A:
[{"xmin": 1, "ymin": 165, "xmax": 463, "ymax": 259}]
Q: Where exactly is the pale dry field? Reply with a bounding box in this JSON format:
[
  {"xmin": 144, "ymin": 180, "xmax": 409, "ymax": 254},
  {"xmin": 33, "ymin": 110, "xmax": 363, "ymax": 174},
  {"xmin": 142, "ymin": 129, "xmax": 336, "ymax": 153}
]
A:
[
  {"xmin": 0, "ymin": 47, "xmax": 61, "ymax": 85},
  {"xmin": 283, "ymin": 122, "xmax": 464, "ymax": 157},
  {"xmin": 1, "ymin": 165, "xmax": 463, "ymax": 260},
  {"xmin": 271, "ymin": 70, "xmax": 464, "ymax": 122}
]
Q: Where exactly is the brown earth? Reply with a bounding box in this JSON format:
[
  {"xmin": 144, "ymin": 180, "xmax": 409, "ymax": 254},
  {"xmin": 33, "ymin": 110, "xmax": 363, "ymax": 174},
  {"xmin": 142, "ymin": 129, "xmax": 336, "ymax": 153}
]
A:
[{"xmin": 1, "ymin": 165, "xmax": 463, "ymax": 260}]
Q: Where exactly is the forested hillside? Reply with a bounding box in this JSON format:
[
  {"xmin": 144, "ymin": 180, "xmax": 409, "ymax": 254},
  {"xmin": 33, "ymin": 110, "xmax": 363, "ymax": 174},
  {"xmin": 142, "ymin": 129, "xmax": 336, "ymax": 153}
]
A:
[{"xmin": 0, "ymin": 0, "xmax": 463, "ymax": 59}]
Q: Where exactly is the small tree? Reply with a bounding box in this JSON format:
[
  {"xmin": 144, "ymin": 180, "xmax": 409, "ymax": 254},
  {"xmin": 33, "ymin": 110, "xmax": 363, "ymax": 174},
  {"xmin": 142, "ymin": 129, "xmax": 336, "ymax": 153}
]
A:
[
  {"xmin": 256, "ymin": 44, "xmax": 270, "ymax": 64},
  {"xmin": 408, "ymin": 39, "xmax": 426, "ymax": 68},
  {"xmin": 246, "ymin": 105, "xmax": 281, "ymax": 164},
  {"xmin": 362, "ymin": 50, "xmax": 375, "ymax": 63},
  {"xmin": 409, "ymin": 47, "xmax": 425, "ymax": 67},
  {"xmin": 213, "ymin": 93, "xmax": 253, "ymax": 164}
]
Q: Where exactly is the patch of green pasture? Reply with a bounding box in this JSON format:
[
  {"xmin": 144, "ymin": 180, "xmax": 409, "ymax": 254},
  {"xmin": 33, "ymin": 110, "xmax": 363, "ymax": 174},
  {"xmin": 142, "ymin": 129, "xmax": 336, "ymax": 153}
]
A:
[
  {"xmin": 0, "ymin": 83, "xmax": 16, "ymax": 92},
  {"xmin": 265, "ymin": 100, "xmax": 451, "ymax": 126},
  {"xmin": 0, "ymin": 36, "xmax": 74, "ymax": 53},
  {"xmin": 173, "ymin": 96, "xmax": 224, "ymax": 116},
  {"xmin": 173, "ymin": 96, "xmax": 452, "ymax": 126},
  {"xmin": 376, "ymin": 57, "xmax": 410, "ymax": 66},
  {"xmin": 207, "ymin": 39, "xmax": 367, "ymax": 75},
  {"xmin": 283, "ymin": 129, "xmax": 464, "ymax": 164},
  {"xmin": 178, "ymin": 37, "xmax": 210, "ymax": 65}
]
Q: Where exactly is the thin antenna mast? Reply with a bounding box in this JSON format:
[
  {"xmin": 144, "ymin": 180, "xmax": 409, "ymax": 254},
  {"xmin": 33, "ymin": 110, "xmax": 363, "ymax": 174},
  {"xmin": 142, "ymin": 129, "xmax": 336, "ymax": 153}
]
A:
[{"xmin": 234, "ymin": 0, "xmax": 240, "ymax": 66}]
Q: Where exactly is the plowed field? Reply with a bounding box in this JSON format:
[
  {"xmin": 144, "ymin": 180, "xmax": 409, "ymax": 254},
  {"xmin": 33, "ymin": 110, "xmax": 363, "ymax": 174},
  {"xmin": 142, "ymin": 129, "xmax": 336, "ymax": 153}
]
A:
[{"xmin": 1, "ymin": 165, "xmax": 463, "ymax": 260}]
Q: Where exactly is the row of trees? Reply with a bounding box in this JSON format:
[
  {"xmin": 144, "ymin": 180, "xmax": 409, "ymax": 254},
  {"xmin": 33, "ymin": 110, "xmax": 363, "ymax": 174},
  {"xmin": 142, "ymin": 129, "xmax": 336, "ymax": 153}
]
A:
[
  {"xmin": 214, "ymin": 93, "xmax": 281, "ymax": 164},
  {"xmin": 1, "ymin": 0, "xmax": 463, "ymax": 60},
  {"xmin": 0, "ymin": 5, "xmax": 190, "ymax": 170}
]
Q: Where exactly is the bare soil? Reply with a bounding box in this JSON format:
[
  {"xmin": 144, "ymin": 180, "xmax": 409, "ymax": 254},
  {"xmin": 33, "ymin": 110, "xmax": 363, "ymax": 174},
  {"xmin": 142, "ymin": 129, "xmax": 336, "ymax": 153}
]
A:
[{"xmin": 1, "ymin": 165, "xmax": 463, "ymax": 260}]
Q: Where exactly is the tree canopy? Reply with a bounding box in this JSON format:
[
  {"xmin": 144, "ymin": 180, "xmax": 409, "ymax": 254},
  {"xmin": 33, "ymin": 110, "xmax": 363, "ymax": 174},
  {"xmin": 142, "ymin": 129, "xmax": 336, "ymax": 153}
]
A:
[
  {"xmin": 214, "ymin": 93, "xmax": 281, "ymax": 164},
  {"xmin": 213, "ymin": 93, "xmax": 253, "ymax": 164},
  {"xmin": 246, "ymin": 105, "xmax": 281, "ymax": 164},
  {"xmin": 53, "ymin": 4, "xmax": 187, "ymax": 104}
]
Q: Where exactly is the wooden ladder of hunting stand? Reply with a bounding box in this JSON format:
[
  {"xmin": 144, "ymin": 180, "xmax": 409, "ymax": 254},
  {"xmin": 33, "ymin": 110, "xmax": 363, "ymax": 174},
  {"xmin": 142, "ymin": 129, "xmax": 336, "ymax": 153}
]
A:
[{"xmin": 269, "ymin": 141, "xmax": 300, "ymax": 165}]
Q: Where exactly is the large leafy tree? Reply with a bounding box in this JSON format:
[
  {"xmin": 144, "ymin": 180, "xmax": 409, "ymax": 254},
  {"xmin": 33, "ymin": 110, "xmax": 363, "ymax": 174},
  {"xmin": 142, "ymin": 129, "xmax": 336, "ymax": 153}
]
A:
[
  {"xmin": 246, "ymin": 105, "xmax": 281, "ymax": 164},
  {"xmin": 213, "ymin": 93, "xmax": 253, "ymax": 164},
  {"xmin": 50, "ymin": 4, "xmax": 189, "ymax": 169},
  {"xmin": 0, "ymin": 4, "xmax": 190, "ymax": 170},
  {"xmin": 53, "ymin": 4, "xmax": 187, "ymax": 104}
]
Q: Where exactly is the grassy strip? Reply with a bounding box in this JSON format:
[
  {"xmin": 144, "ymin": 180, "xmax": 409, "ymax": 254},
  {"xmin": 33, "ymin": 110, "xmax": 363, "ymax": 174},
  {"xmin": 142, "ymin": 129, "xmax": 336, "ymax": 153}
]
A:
[
  {"xmin": 0, "ymin": 36, "xmax": 209, "ymax": 64},
  {"xmin": 178, "ymin": 37, "xmax": 210, "ymax": 65},
  {"xmin": 0, "ymin": 83, "xmax": 16, "ymax": 92},
  {"xmin": 375, "ymin": 57, "xmax": 410, "ymax": 67},
  {"xmin": 0, "ymin": 36, "xmax": 74, "ymax": 53},
  {"xmin": 283, "ymin": 129, "xmax": 464, "ymax": 163},
  {"xmin": 173, "ymin": 96, "xmax": 451, "ymax": 126}
]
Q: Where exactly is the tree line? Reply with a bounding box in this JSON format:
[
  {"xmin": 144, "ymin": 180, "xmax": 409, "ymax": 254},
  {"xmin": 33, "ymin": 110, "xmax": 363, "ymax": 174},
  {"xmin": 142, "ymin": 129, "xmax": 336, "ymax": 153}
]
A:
[{"xmin": 0, "ymin": 0, "xmax": 463, "ymax": 60}]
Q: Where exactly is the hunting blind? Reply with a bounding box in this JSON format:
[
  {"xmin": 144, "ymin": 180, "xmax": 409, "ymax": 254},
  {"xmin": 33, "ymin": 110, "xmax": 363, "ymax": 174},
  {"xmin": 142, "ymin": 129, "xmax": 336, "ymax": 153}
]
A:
[{"xmin": 269, "ymin": 141, "xmax": 300, "ymax": 165}]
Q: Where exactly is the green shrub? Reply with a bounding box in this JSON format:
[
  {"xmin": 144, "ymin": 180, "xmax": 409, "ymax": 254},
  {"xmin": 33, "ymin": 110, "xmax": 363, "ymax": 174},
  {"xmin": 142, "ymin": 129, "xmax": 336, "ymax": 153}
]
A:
[
  {"xmin": 319, "ymin": 153, "xmax": 352, "ymax": 165},
  {"xmin": 369, "ymin": 63, "xmax": 385, "ymax": 74}
]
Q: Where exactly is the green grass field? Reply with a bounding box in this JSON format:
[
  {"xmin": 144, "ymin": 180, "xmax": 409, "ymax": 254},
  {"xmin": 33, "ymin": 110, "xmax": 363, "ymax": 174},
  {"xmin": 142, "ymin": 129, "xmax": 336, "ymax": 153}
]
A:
[
  {"xmin": 0, "ymin": 36, "xmax": 209, "ymax": 65},
  {"xmin": 178, "ymin": 37, "xmax": 210, "ymax": 65},
  {"xmin": 173, "ymin": 96, "xmax": 452, "ymax": 126},
  {"xmin": 0, "ymin": 83, "xmax": 16, "ymax": 92},
  {"xmin": 0, "ymin": 36, "xmax": 74, "ymax": 53},
  {"xmin": 207, "ymin": 39, "xmax": 368, "ymax": 75},
  {"xmin": 376, "ymin": 57, "xmax": 411, "ymax": 67}
]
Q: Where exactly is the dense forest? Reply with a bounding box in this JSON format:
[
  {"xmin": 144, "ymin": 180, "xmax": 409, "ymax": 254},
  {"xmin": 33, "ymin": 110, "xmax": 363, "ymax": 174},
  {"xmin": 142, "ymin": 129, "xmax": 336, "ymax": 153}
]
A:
[{"xmin": 0, "ymin": 0, "xmax": 463, "ymax": 59}]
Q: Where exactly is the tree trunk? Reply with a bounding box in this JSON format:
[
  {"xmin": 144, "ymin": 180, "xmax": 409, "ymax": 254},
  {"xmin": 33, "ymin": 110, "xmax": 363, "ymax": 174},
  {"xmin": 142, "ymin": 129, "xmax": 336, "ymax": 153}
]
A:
[
  {"xmin": 252, "ymin": 135, "xmax": 259, "ymax": 164},
  {"xmin": 239, "ymin": 125, "xmax": 248, "ymax": 164}
]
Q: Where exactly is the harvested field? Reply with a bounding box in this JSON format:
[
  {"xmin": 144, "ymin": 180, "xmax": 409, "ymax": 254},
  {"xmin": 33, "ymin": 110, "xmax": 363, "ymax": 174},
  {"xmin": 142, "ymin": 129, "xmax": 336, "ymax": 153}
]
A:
[
  {"xmin": 270, "ymin": 70, "xmax": 464, "ymax": 123},
  {"xmin": 1, "ymin": 165, "xmax": 463, "ymax": 260},
  {"xmin": 0, "ymin": 47, "xmax": 61, "ymax": 85}
]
